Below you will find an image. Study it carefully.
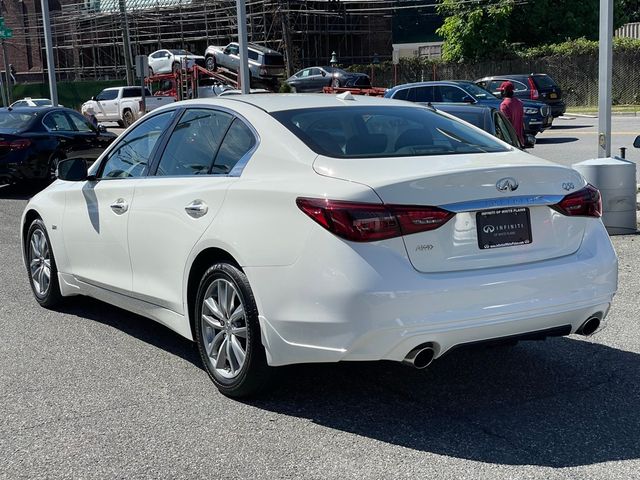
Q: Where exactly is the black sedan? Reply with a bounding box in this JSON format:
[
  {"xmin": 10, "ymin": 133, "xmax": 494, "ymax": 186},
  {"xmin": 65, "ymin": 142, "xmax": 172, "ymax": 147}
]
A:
[
  {"xmin": 286, "ymin": 66, "xmax": 371, "ymax": 92},
  {"xmin": 0, "ymin": 106, "xmax": 116, "ymax": 185}
]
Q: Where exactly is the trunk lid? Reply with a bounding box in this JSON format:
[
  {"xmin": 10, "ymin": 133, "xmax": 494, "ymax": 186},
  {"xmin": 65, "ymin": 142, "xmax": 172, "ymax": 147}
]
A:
[{"xmin": 313, "ymin": 151, "xmax": 587, "ymax": 272}]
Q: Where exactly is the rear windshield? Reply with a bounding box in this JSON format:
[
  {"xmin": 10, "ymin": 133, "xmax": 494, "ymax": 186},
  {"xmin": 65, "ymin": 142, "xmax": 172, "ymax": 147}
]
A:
[
  {"xmin": 263, "ymin": 54, "xmax": 284, "ymax": 66},
  {"xmin": 271, "ymin": 106, "xmax": 508, "ymax": 158},
  {"xmin": 33, "ymin": 99, "xmax": 52, "ymax": 106},
  {"xmin": 0, "ymin": 111, "xmax": 35, "ymax": 132},
  {"xmin": 533, "ymin": 74, "xmax": 557, "ymax": 89}
]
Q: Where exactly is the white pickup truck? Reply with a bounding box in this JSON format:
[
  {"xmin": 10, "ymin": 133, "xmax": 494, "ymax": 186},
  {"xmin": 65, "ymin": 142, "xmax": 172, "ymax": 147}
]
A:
[{"xmin": 81, "ymin": 86, "xmax": 175, "ymax": 127}]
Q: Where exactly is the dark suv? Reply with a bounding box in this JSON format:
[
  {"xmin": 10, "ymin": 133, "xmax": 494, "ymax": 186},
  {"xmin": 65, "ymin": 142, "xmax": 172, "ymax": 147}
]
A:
[
  {"xmin": 475, "ymin": 74, "xmax": 566, "ymax": 118},
  {"xmin": 384, "ymin": 80, "xmax": 552, "ymax": 136}
]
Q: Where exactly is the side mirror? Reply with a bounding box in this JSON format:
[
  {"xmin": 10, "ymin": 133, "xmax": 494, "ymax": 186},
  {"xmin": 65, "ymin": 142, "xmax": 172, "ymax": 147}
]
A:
[
  {"xmin": 97, "ymin": 124, "xmax": 107, "ymax": 133},
  {"xmin": 524, "ymin": 134, "xmax": 536, "ymax": 149},
  {"xmin": 634, "ymin": 135, "xmax": 640, "ymax": 148},
  {"xmin": 57, "ymin": 158, "xmax": 89, "ymax": 181},
  {"xmin": 165, "ymin": 53, "xmax": 171, "ymax": 58},
  {"xmin": 462, "ymin": 96, "xmax": 475, "ymax": 104}
]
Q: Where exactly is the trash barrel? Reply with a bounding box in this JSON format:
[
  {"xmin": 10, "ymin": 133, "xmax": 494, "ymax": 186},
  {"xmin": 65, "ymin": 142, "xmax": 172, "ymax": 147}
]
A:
[{"xmin": 572, "ymin": 157, "xmax": 637, "ymax": 235}]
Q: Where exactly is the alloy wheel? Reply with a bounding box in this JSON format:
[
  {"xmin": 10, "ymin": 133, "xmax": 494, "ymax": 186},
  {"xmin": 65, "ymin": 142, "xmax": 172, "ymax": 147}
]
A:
[
  {"xmin": 200, "ymin": 278, "xmax": 248, "ymax": 379},
  {"xmin": 29, "ymin": 228, "xmax": 51, "ymax": 296}
]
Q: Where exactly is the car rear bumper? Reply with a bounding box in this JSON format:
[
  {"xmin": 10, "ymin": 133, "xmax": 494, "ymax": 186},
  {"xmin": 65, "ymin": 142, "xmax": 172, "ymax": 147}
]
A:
[
  {"xmin": 247, "ymin": 219, "xmax": 617, "ymax": 367},
  {"xmin": 549, "ymin": 102, "xmax": 567, "ymax": 117}
]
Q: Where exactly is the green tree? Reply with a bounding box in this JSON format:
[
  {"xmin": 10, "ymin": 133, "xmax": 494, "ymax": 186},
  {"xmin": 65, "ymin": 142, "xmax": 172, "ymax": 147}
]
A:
[
  {"xmin": 510, "ymin": 0, "xmax": 629, "ymax": 46},
  {"xmin": 437, "ymin": 0, "xmax": 631, "ymax": 62},
  {"xmin": 436, "ymin": 0, "xmax": 515, "ymax": 62}
]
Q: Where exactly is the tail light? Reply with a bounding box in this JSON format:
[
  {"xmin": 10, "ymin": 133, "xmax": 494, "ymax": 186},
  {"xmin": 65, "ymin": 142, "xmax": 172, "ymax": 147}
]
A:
[
  {"xmin": 0, "ymin": 138, "xmax": 31, "ymax": 150},
  {"xmin": 296, "ymin": 197, "xmax": 455, "ymax": 242},
  {"xmin": 551, "ymin": 184, "xmax": 602, "ymax": 218},
  {"xmin": 528, "ymin": 77, "xmax": 539, "ymax": 100}
]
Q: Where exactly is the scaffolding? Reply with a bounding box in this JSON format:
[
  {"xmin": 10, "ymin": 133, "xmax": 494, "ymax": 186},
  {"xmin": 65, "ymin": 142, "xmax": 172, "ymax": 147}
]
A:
[{"xmin": 20, "ymin": 0, "xmax": 394, "ymax": 80}]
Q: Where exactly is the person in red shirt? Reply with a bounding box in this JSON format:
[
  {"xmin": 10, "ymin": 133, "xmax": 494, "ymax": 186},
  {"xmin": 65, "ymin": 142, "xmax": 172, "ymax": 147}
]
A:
[{"xmin": 498, "ymin": 81, "xmax": 525, "ymax": 145}]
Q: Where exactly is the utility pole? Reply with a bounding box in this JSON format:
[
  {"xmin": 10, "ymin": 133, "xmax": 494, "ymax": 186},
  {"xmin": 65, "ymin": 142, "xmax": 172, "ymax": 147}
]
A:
[
  {"xmin": 119, "ymin": 0, "xmax": 134, "ymax": 85},
  {"xmin": 597, "ymin": 0, "xmax": 613, "ymax": 158},
  {"xmin": 236, "ymin": 0, "xmax": 250, "ymax": 94},
  {"xmin": 40, "ymin": 0, "xmax": 58, "ymax": 106},
  {"xmin": 280, "ymin": 1, "xmax": 294, "ymax": 77}
]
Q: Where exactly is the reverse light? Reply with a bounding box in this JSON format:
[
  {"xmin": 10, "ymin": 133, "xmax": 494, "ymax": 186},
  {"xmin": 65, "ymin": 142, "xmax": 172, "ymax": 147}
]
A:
[
  {"xmin": 0, "ymin": 138, "xmax": 31, "ymax": 150},
  {"xmin": 551, "ymin": 184, "xmax": 602, "ymax": 218},
  {"xmin": 296, "ymin": 197, "xmax": 455, "ymax": 242}
]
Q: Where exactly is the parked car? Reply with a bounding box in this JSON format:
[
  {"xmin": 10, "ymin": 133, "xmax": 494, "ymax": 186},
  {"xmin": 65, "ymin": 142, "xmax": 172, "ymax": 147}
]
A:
[
  {"xmin": 434, "ymin": 103, "xmax": 534, "ymax": 148},
  {"xmin": 147, "ymin": 49, "xmax": 206, "ymax": 75},
  {"xmin": 10, "ymin": 98, "xmax": 60, "ymax": 108},
  {"xmin": 475, "ymin": 74, "xmax": 566, "ymax": 118},
  {"xmin": 285, "ymin": 66, "xmax": 371, "ymax": 92},
  {"xmin": 384, "ymin": 80, "xmax": 553, "ymax": 136},
  {"xmin": 0, "ymin": 106, "xmax": 116, "ymax": 186},
  {"xmin": 21, "ymin": 95, "xmax": 617, "ymax": 398},
  {"xmin": 81, "ymin": 86, "xmax": 175, "ymax": 127},
  {"xmin": 204, "ymin": 42, "xmax": 285, "ymax": 83}
]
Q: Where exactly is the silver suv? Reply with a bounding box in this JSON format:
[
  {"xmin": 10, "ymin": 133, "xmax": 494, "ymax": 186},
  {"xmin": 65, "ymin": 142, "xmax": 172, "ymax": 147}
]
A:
[{"xmin": 204, "ymin": 43, "xmax": 285, "ymax": 83}]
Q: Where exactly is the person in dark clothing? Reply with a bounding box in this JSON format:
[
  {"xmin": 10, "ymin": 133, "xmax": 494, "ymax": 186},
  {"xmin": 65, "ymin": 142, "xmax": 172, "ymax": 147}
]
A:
[{"xmin": 499, "ymin": 81, "xmax": 525, "ymax": 145}]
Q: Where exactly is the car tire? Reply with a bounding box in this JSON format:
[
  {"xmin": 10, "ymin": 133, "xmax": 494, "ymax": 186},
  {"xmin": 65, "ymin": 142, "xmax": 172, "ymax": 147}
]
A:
[
  {"xmin": 26, "ymin": 218, "xmax": 63, "ymax": 308},
  {"xmin": 148, "ymin": 66, "xmax": 154, "ymax": 76},
  {"xmin": 205, "ymin": 56, "xmax": 217, "ymax": 72},
  {"xmin": 122, "ymin": 109, "xmax": 135, "ymax": 128},
  {"xmin": 194, "ymin": 263, "xmax": 272, "ymax": 398},
  {"xmin": 47, "ymin": 153, "xmax": 65, "ymax": 181}
]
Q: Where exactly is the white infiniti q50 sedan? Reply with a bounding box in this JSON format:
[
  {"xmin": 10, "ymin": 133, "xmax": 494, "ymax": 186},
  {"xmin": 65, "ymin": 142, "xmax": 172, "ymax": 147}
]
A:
[{"xmin": 21, "ymin": 94, "xmax": 618, "ymax": 397}]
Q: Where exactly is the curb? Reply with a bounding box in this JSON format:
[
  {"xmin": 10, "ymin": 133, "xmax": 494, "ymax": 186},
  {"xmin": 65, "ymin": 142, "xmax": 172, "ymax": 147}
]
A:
[{"xmin": 564, "ymin": 112, "xmax": 598, "ymax": 118}]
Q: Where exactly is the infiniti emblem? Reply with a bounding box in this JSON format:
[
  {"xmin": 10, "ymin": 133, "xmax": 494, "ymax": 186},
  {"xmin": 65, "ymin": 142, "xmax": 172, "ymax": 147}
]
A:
[
  {"xmin": 496, "ymin": 177, "xmax": 519, "ymax": 192},
  {"xmin": 483, "ymin": 225, "xmax": 496, "ymax": 233}
]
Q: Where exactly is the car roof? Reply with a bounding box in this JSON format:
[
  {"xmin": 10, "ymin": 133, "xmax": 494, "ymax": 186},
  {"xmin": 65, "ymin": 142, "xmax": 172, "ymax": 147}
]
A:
[
  {"xmin": 390, "ymin": 80, "xmax": 476, "ymax": 89},
  {"xmin": 173, "ymin": 93, "xmax": 414, "ymax": 113},
  {"xmin": 231, "ymin": 43, "xmax": 281, "ymax": 55}
]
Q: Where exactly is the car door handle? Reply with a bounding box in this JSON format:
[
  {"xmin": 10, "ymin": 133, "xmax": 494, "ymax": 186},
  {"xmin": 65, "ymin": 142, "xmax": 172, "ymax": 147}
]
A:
[
  {"xmin": 110, "ymin": 198, "xmax": 129, "ymax": 214},
  {"xmin": 185, "ymin": 200, "xmax": 208, "ymax": 218}
]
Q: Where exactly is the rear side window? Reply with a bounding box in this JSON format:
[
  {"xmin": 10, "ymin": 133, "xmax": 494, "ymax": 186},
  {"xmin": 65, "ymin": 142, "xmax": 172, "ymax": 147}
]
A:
[
  {"xmin": 123, "ymin": 87, "xmax": 151, "ymax": 97},
  {"xmin": 214, "ymin": 119, "xmax": 257, "ymax": 174},
  {"xmin": 248, "ymin": 50, "xmax": 259, "ymax": 61},
  {"xmin": 272, "ymin": 106, "xmax": 508, "ymax": 158},
  {"xmin": 263, "ymin": 54, "xmax": 284, "ymax": 66},
  {"xmin": 532, "ymin": 74, "xmax": 557, "ymax": 89},
  {"xmin": 43, "ymin": 112, "xmax": 74, "ymax": 131},
  {"xmin": 156, "ymin": 109, "xmax": 233, "ymax": 176}
]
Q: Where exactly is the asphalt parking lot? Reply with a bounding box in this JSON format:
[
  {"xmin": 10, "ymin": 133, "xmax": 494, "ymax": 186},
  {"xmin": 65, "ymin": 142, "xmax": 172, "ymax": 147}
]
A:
[{"xmin": 1, "ymin": 117, "xmax": 640, "ymax": 479}]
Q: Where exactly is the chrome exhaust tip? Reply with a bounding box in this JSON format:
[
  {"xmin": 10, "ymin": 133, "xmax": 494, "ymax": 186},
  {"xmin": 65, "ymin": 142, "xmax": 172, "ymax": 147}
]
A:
[
  {"xmin": 402, "ymin": 344, "xmax": 435, "ymax": 369},
  {"xmin": 577, "ymin": 317, "xmax": 601, "ymax": 336}
]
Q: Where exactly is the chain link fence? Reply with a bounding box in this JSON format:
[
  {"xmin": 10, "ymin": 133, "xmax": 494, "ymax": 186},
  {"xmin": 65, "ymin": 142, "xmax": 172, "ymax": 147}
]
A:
[{"xmin": 361, "ymin": 52, "xmax": 640, "ymax": 107}]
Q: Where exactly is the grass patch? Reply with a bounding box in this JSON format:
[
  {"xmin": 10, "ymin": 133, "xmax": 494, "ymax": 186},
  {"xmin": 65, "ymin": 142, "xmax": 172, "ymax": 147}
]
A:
[{"xmin": 567, "ymin": 105, "xmax": 640, "ymax": 115}]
